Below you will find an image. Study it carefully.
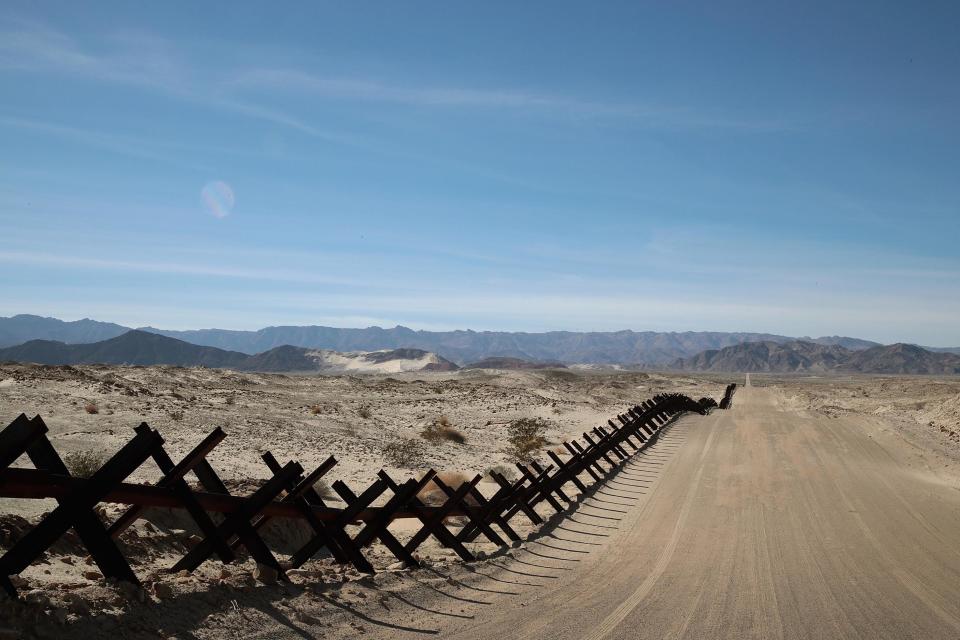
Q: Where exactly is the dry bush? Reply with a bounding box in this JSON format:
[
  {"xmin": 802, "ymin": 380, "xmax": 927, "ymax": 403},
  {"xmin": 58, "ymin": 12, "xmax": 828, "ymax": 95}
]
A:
[
  {"xmin": 83, "ymin": 402, "xmax": 98, "ymax": 415},
  {"xmin": 421, "ymin": 415, "xmax": 466, "ymax": 444},
  {"xmin": 505, "ymin": 417, "xmax": 549, "ymax": 463},
  {"xmin": 418, "ymin": 471, "xmax": 471, "ymax": 505},
  {"xmin": 224, "ymin": 395, "xmax": 235, "ymax": 406},
  {"xmin": 169, "ymin": 410, "xmax": 184, "ymax": 421},
  {"xmin": 358, "ymin": 406, "xmax": 372, "ymax": 419},
  {"xmin": 310, "ymin": 405, "xmax": 323, "ymax": 415},
  {"xmin": 486, "ymin": 464, "xmax": 518, "ymax": 482},
  {"xmin": 64, "ymin": 450, "xmax": 108, "ymax": 478},
  {"xmin": 313, "ymin": 479, "xmax": 336, "ymax": 500},
  {"xmin": 383, "ymin": 438, "xmax": 425, "ymax": 468}
]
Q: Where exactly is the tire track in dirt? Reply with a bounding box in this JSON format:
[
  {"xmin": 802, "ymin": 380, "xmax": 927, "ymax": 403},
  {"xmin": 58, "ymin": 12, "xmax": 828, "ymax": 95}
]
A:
[
  {"xmin": 580, "ymin": 418, "xmax": 716, "ymax": 640},
  {"xmin": 801, "ymin": 417, "xmax": 960, "ymax": 633}
]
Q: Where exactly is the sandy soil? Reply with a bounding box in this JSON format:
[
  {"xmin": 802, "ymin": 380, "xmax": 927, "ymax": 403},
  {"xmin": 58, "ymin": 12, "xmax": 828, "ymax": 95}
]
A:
[
  {"xmin": 768, "ymin": 373, "xmax": 960, "ymax": 467},
  {"xmin": 427, "ymin": 379, "xmax": 960, "ymax": 639},
  {"xmin": 3, "ymin": 370, "xmax": 959, "ymax": 638},
  {"xmin": 0, "ymin": 363, "xmax": 722, "ymax": 498}
]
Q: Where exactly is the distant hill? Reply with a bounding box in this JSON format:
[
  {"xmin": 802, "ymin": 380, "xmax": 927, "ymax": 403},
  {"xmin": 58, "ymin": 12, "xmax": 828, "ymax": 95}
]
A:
[
  {"xmin": 0, "ymin": 331, "xmax": 457, "ymax": 374},
  {"xmin": 463, "ymin": 357, "xmax": 566, "ymax": 370},
  {"xmin": 235, "ymin": 345, "xmax": 316, "ymax": 372},
  {"xmin": 673, "ymin": 341, "xmax": 960, "ymax": 375},
  {"xmin": 673, "ymin": 341, "xmax": 848, "ymax": 373},
  {"xmin": 0, "ymin": 314, "xmax": 128, "ymax": 348},
  {"xmin": 0, "ymin": 330, "xmax": 249, "ymax": 368},
  {"xmin": 923, "ymin": 346, "xmax": 960, "ymax": 356},
  {"xmin": 799, "ymin": 336, "xmax": 881, "ymax": 350},
  {"xmin": 842, "ymin": 343, "xmax": 960, "ymax": 375}
]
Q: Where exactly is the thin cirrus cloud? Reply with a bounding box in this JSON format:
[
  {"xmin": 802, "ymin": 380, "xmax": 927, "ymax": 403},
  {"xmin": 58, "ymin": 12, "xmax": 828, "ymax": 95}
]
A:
[
  {"xmin": 228, "ymin": 68, "xmax": 613, "ymax": 109},
  {"xmin": 226, "ymin": 67, "xmax": 793, "ymax": 131},
  {"xmin": 0, "ymin": 19, "xmax": 184, "ymax": 92},
  {"xmin": 0, "ymin": 115, "xmax": 220, "ymax": 171},
  {"xmin": 0, "ymin": 17, "xmax": 790, "ymax": 133},
  {"xmin": 0, "ymin": 18, "xmax": 354, "ymax": 143},
  {"xmin": 0, "ymin": 250, "xmax": 363, "ymax": 287}
]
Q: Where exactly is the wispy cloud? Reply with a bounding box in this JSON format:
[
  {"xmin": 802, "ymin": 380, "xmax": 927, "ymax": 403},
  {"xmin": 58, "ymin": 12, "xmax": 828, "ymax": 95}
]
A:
[
  {"xmin": 0, "ymin": 19, "xmax": 184, "ymax": 91},
  {"xmin": 0, "ymin": 250, "xmax": 362, "ymax": 286},
  {"xmin": 228, "ymin": 68, "xmax": 584, "ymax": 109},
  {"xmin": 0, "ymin": 115, "xmax": 216, "ymax": 170},
  {"xmin": 227, "ymin": 67, "xmax": 791, "ymax": 131},
  {"xmin": 0, "ymin": 18, "xmax": 353, "ymax": 143},
  {"xmin": 0, "ymin": 18, "xmax": 790, "ymax": 133}
]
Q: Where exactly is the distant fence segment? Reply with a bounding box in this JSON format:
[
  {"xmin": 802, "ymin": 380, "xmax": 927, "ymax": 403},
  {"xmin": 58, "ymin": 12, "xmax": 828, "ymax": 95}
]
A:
[
  {"xmin": 0, "ymin": 392, "xmax": 721, "ymax": 598},
  {"xmin": 719, "ymin": 383, "xmax": 737, "ymax": 409}
]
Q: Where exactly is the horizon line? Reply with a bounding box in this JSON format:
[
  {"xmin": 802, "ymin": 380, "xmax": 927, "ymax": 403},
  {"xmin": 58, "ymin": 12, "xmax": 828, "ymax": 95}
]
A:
[{"xmin": 3, "ymin": 312, "xmax": 958, "ymax": 349}]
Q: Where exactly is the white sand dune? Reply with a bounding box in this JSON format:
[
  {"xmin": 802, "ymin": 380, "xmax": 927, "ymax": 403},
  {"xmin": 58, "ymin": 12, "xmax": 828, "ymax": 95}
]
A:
[{"xmin": 303, "ymin": 348, "xmax": 445, "ymax": 373}]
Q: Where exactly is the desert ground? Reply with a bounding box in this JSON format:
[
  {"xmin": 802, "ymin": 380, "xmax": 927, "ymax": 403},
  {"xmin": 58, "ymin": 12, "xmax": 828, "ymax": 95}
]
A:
[{"xmin": 1, "ymin": 366, "xmax": 959, "ymax": 638}]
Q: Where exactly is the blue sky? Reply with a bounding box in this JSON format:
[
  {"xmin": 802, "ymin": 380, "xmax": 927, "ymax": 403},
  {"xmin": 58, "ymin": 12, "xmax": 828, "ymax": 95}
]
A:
[{"xmin": 1, "ymin": 1, "xmax": 958, "ymax": 345}]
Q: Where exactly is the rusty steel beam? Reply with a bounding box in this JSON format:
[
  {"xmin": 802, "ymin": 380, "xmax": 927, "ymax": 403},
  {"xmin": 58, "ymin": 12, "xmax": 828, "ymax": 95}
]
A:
[{"xmin": 0, "ymin": 467, "xmax": 465, "ymax": 522}]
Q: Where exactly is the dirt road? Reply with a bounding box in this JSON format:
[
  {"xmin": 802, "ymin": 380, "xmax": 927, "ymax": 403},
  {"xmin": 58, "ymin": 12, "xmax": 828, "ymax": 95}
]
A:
[{"xmin": 400, "ymin": 378, "xmax": 960, "ymax": 639}]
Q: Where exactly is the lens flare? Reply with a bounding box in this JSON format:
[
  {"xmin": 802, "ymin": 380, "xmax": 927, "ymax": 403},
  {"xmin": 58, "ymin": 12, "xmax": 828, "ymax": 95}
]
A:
[{"xmin": 201, "ymin": 181, "xmax": 235, "ymax": 218}]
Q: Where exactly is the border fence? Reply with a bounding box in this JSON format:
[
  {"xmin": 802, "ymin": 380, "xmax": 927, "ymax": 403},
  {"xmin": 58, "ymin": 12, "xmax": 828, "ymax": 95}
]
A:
[
  {"xmin": 0, "ymin": 391, "xmax": 726, "ymax": 599},
  {"xmin": 719, "ymin": 383, "xmax": 737, "ymax": 409}
]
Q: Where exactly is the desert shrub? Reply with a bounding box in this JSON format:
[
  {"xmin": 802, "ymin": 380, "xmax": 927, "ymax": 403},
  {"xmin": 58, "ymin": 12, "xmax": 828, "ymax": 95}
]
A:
[
  {"xmin": 421, "ymin": 415, "xmax": 466, "ymax": 444},
  {"xmin": 485, "ymin": 464, "xmax": 518, "ymax": 482},
  {"xmin": 310, "ymin": 405, "xmax": 322, "ymax": 415},
  {"xmin": 358, "ymin": 406, "xmax": 372, "ymax": 419},
  {"xmin": 442, "ymin": 428, "xmax": 466, "ymax": 444},
  {"xmin": 504, "ymin": 417, "xmax": 549, "ymax": 463},
  {"xmin": 383, "ymin": 438, "xmax": 426, "ymax": 468},
  {"xmin": 224, "ymin": 395, "xmax": 235, "ymax": 405},
  {"xmin": 313, "ymin": 479, "xmax": 336, "ymax": 500},
  {"xmin": 64, "ymin": 450, "xmax": 108, "ymax": 478},
  {"xmin": 418, "ymin": 471, "xmax": 471, "ymax": 505},
  {"xmin": 542, "ymin": 369, "xmax": 578, "ymax": 382},
  {"xmin": 169, "ymin": 410, "xmax": 184, "ymax": 421},
  {"xmin": 83, "ymin": 402, "xmax": 99, "ymax": 415}
]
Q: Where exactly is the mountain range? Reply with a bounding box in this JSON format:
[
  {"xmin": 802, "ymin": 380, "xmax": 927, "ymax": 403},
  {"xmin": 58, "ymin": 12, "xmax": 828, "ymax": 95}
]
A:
[
  {"xmin": 140, "ymin": 326, "xmax": 860, "ymax": 364},
  {"xmin": 0, "ymin": 330, "xmax": 459, "ymax": 374},
  {"xmin": 7, "ymin": 314, "xmax": 952, "ymax": 366},
  {"xmin": 672, "ymin": 341, "xmax": 960, "ymax": 375},
  {"xmin": 2, "ymin": 314, "xmax": 959, "ymax": 369},
  {"xmin": 0, "ymin": 315, "xmax": 131, "ymax": 348}
]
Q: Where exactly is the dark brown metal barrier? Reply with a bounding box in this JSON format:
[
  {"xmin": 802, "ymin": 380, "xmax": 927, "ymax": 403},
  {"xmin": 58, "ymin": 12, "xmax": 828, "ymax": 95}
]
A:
[
  {"xmin": 719, "ymin": 383, "xmax": 737, "ymax": 409},
  {"xmin": 0, "ymin": 392, "xmax": 716, "ymax": 598}
]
